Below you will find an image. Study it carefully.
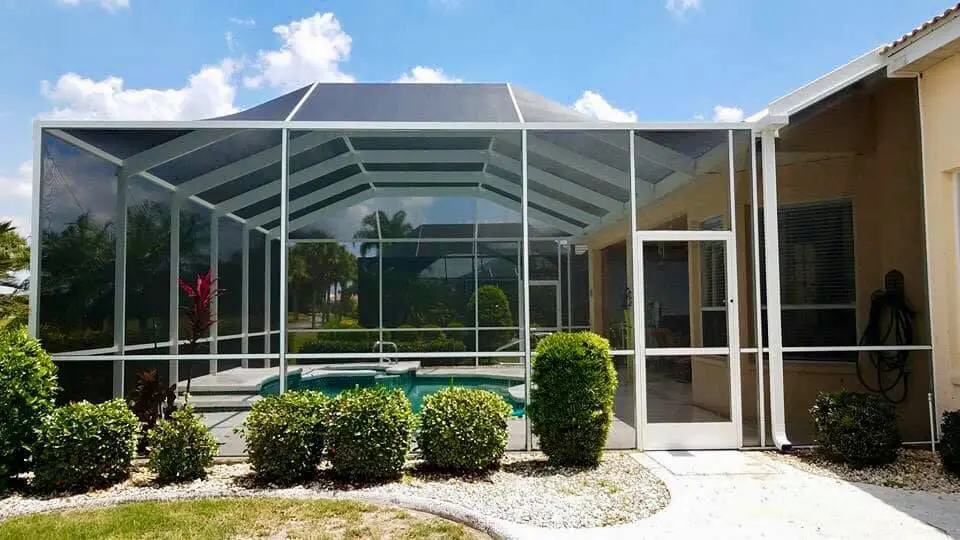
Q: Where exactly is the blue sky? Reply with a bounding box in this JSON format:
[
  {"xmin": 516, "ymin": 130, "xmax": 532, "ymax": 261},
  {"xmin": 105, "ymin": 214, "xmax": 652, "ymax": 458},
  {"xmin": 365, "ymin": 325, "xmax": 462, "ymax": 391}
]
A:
[{"xmin": 0, "ymin": 0, "xmax": 952, "ymax": 235}]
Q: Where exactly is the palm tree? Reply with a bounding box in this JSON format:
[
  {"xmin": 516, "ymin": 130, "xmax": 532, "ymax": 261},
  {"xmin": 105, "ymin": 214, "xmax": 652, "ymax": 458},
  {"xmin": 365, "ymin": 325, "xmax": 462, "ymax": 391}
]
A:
[
  {"xmin": 0, "ymin": 220, "xmax": 29, "ymax": 329},
  {"xmin": 355, "ymin": 210, "xmax": 414, "ymax": 255}
]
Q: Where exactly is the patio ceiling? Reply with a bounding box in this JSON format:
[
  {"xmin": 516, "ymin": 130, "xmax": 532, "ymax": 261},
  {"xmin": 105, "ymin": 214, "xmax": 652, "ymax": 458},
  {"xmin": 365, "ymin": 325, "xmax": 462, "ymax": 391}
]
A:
[{"xmin": 44, "ymin": 83, "xmax": 738, "ymax": 239}]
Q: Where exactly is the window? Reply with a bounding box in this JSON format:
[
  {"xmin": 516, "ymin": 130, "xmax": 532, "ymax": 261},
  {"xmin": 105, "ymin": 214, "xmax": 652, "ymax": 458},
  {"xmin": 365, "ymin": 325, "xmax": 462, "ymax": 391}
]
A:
[
  {"xmin": 700, "ymin": 216, "xmax": 727, "ymax": 347},
  {"xmin": 756, "ymin": 200, "xmax": 857, "ymax": 353}
]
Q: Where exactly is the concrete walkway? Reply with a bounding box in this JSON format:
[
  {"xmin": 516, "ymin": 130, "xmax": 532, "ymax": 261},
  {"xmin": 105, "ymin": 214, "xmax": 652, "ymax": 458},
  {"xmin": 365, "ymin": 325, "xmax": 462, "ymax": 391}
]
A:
[{"xmin": 506, "ymin": 451, "xmax": 960, "ymax": 539}]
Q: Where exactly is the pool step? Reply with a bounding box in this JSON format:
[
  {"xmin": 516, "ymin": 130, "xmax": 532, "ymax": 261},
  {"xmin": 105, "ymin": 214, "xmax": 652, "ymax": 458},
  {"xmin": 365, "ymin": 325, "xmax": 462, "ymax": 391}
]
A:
[{"xmin": 181, "ymin": 392, "xmax": 261, "ymax": 412}]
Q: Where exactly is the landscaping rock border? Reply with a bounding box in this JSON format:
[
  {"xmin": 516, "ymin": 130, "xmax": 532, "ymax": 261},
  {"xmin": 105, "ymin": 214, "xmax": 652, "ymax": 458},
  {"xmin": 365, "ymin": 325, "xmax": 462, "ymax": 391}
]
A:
[{"xmin": 0, "ymin": 452, "xmax": 669, "ymax": 534}]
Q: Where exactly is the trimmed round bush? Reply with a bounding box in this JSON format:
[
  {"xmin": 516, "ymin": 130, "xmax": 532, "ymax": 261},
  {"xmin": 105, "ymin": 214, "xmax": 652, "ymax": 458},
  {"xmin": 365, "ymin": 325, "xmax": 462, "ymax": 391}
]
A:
[
  {"xmin": 938, "ymin": 410, "xmax": 960, "ymax": 475},
  {"xmin": 241, "ymin": 390, "xmax": 327, "ymax": 484},
  {"xmin": 528, "ymin": 332, "xmax": 617, "ymax": 467},
  {"xmin": 418, "ymin": 387, "xmax": 512, "ymax": 472},
  {"xmin": 0, "ymin": 329, "xmax": 58, "ymax": 484},
  {"xmin": 326, "ymin": 387, "xmax": 414, "ymax": 482},
  {"xmin": 810, "ymin": 390, "xmax": 901, "ymax": 468},
  {"xmin": 147, "ymin": 407, "xmax": 218, "ymax": 484},
  {"xmin": 33, "ymin": 399, "xmax": 139, "ymax": 493}
]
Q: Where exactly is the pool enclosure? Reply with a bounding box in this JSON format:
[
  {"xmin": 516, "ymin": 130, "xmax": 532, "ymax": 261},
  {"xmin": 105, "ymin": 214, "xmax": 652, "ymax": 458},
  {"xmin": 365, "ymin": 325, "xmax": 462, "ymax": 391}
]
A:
[{"xmin": 30, "ymin": 79, "xmax": 937, "ymax": 454}]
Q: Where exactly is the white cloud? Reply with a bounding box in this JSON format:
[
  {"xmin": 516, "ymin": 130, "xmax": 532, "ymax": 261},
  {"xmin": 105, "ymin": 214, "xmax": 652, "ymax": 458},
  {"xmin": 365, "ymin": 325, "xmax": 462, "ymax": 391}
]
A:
[
  {"xmin": 0, "ymin": 161, "xmax": 32, "ymax": 240},
  {"xmin": 666, "ymin": 0, "xmax": 700, "ymax": 15},
  {"xmin": 244, "ymin": 12, "xmax": 354, "ymax": 90},
  {"xmin": 572, "ymin": 90, "xmax": 637, "ymax": 122},
  {"xmin": 59, "ymin": 0, "xmax": 129, "ymax": 12},
  {"xmin": 712, "ymin": 105, "xmax": 744, "ymax": 122},
  {"xmin": 229, "ymin": 17, "xmax": 256, "ymax": 26},
  {"xmin": 394, "ymin": 66, "xmax": 461, "ymax": 83},
  {"xmin": 0, "ymin": 162, "xmax": 31, "ymax": 201},
  {"xmin": 225, "ymin": 31, "xmax": 236, "ymax": 52},
  {"xmin": 40, "ymin": 60, "xmax": 239, "ymax": 120}
]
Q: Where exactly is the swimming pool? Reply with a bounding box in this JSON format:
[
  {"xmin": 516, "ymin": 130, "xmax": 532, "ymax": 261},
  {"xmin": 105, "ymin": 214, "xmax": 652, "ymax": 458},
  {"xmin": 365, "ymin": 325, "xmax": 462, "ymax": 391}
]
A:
[{"xmin": 259, "ymin": 368, "xmax": 525, "ymax": 416}]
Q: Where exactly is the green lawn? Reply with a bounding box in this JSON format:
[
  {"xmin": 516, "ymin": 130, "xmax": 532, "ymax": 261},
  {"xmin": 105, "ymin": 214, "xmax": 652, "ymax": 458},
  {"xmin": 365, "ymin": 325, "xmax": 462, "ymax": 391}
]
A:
[{"xmin": 0, "ymin": 498, "xmax": 485, "ymax": 540}]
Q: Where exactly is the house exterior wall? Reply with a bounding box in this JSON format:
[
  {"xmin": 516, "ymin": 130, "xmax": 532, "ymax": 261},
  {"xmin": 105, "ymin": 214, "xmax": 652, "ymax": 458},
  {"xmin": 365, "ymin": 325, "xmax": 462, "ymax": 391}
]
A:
[
  {"xmin": 918, "ymin": 50, "xmax": 960, "ymax": 415},
  {"xmin": 585, "ymin": 76, "xmax": 934, "ymax": 444}
]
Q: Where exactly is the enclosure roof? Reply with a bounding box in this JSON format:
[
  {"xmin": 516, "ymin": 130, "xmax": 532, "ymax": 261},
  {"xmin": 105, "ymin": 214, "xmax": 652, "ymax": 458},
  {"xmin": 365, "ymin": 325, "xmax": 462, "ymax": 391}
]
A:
[
  {"xmin": 41, "ymin": 82, "xmax": 745, "ymax": 241},
  {"xmin": 210, "ymin": 83, "xmax": 593, "ymax": 123}
]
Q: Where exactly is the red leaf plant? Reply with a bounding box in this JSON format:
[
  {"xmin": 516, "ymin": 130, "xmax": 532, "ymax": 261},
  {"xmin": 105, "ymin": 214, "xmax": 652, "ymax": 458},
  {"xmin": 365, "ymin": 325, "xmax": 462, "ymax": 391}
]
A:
[{"xmin": 178, "ymin": 269, "xmax": 225, "ymax": 394}]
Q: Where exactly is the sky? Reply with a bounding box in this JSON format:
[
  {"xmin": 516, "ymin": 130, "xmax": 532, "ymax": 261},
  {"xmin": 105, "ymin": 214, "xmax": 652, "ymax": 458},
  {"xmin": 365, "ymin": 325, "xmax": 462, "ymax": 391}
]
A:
[{"xmin": 0, "ymin": 0, "xmax": 953, "ymax": 238}]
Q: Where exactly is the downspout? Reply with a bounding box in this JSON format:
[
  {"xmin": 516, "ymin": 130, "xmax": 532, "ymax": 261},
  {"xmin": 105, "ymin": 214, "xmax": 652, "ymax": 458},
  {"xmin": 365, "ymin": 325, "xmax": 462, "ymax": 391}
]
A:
[{"xmin": 760, "ymin": 127, "xmax": 792, "ymax": 452}]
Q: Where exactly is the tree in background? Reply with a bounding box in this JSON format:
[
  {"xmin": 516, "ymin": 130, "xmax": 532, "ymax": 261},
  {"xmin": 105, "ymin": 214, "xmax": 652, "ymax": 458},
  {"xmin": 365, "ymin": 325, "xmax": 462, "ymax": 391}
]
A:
[
  {"xmin": 0, "ymin": 221, "xmax": 29, "ymax": 330},
  {"xmin": 355, "ymin": 210, "xmax": 414, "ymax": 256},
  {"xmin": 289, "ymin": 241, "xmax": 357, "ymax": 328},
  {"xmin": 468, "ymin": 285, "xmax": 514, "ymax": 351}
]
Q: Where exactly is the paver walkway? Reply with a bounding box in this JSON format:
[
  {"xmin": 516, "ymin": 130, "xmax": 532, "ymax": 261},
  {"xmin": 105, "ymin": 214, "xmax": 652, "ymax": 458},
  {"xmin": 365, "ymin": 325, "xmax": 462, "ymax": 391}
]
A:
[{"xmin": 503, "ymin": 450, "xmax": 960, "ymax": 539}]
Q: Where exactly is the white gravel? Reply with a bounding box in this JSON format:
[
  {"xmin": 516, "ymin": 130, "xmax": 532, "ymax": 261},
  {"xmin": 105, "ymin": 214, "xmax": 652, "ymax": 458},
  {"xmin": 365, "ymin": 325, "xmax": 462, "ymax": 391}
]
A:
[
  {"xmin": 0, "ymin": 452, "xmax": 669, "ymax": 531},
  {"xmin": 770, "ymin": 448, "xmax": 960, "ymax": 493}
]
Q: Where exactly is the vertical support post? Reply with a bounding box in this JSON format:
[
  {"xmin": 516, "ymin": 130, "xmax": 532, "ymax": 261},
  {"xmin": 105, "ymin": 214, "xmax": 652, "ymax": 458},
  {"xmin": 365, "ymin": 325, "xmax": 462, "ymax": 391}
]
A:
[
  {"xmin": 749, "ymin": 132, "xmax": 767, "ymax": 448},
  {"xmin": 628, "ymin": 130, "xmax": 644, "ymax": 450},
  {"xmin": 241, "ymin": 225, "xmax": 250, "ymax": 367},
  {"xmin": 112, "ymin": 172, "xmax": 128, "ymax": 398},
  {"xmin": 556, "ymin": 242, "xmax": 562, "ymax": 330},
  {"xmin": 169, "ymin": 196, "xmax": 181, "ymax": 388},
  {"xmin": 566, "ymin": 243, "xmax": 572, "ymax": 330},
  {"xmin": 474, "ymin": 214, "xmax": 480, "ymax": 367},
  {"xmin": 278, "ymin": 129, "xmax": 290, "ymax": 393},
  {"xmin": 760, "ymin": 129, "xmax": 791, "ymax": 451},
  {"xmin": 264, "ymin": 236, "xmax": 272, "ymax": 366},
  {"xmin": 209, "ymin": 214, "xmax": 219, "ymax": 375},
  {"xmin": 726, "ymin": 130, "xmax": 743, "ymax": 448},
  {"xmin": 28, "ymin": 125, "xmax": 42, "ymax": 339},
  {"xmin": 378, "ymin": 239, "xmax": 384, "ymax": 353},
  {"xmin": 521, "ymin": 129, "xmax": 532, "ymax": 451}
]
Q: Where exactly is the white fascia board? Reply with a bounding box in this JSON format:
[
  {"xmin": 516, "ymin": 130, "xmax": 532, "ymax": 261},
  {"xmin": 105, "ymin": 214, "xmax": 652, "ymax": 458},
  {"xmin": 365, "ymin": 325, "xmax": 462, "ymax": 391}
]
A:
[
  {"xmin": 176, "ymin": 131, "xmax": 337, "ymax": 197},
  {"xmin": 765, "ymin": 47, "xmax": 885, "ymax": 118},
  {"xmin": 120, "ymin": 129, "xmax": 239, "ymax": 178},
  {"xmin": 487, "ymin": 152, "xmax": 622, "ymax": 212},
  {"xmin": 886, "ymin": 13, "xmax": 960, "ymax": 75}
]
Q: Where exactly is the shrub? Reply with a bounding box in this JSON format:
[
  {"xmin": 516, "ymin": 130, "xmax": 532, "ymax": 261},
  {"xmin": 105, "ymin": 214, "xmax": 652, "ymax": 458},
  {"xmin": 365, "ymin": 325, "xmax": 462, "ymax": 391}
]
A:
[
  {"xmin": 33, "ymin": 399, "xmax": 139, "ymax": 492},
  {"xmin": 127, "ymin": 368, "xmax": 178, "ymax": 453},
  {"xmin": 468, "ymin": 285, "xmax": 513, "ymax": 351},
  {"xmin": 528, "ymin": 332, "xmax": 617, "ymax": 467},
  {"xmin": 241, "ymin": 390, "xmax": 327, "ymax": 484},
  {"xmin": 326, "ymin": 387, "xmax": 415, "ymax": 482},
  {"xmin": 939, "ymin": 410, "xmax": 960, "ymax": 475},
  {"xmin": 147, "ymin": 407, "xmax": 218, "ymax": 483},
  {"xmin": 810, "ymin": 390, "xmax": 901, "ymax": 468},
  {"xmin": 418, "ymin": 387, "xmax": 512, "ymax": 472},
  {"xmin": 0, "ymin": 329, "xmax": 58, "ymax": 484}
]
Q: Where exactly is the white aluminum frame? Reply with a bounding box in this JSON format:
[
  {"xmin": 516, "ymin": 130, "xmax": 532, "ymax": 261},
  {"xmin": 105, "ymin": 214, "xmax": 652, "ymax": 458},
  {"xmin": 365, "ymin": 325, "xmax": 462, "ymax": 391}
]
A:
[
  {"xmin": 30, "ymin": 118, "xmax": 784, "ymax": 453},
  {"xmin": 634, "ymin": 231, "xmax": 742, "ymax": 450}
]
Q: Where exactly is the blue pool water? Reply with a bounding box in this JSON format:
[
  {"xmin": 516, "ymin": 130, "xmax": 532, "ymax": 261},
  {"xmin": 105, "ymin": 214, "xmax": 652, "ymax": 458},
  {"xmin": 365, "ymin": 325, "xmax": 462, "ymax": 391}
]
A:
[{"xmin": 260, "ymin": 370, "xmax": 525, "ymax": 416}]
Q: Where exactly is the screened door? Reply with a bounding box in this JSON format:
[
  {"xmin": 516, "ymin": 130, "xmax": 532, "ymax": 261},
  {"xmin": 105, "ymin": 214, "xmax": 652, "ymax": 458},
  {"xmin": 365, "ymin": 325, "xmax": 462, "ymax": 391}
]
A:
[{"xmin": 635, "ymin": 230, "xmax": 742, "ymax": 450}]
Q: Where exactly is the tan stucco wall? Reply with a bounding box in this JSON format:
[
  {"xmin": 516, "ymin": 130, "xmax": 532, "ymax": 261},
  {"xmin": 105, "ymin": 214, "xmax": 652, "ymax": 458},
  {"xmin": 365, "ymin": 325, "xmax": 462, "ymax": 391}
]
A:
[
  {"xmin": 918, "ymin": 51, "xmax": 960, "ymax": 415},
  {"xmin": 584, "ymin": 76, "xmax": 935, "ymax": 443}
]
